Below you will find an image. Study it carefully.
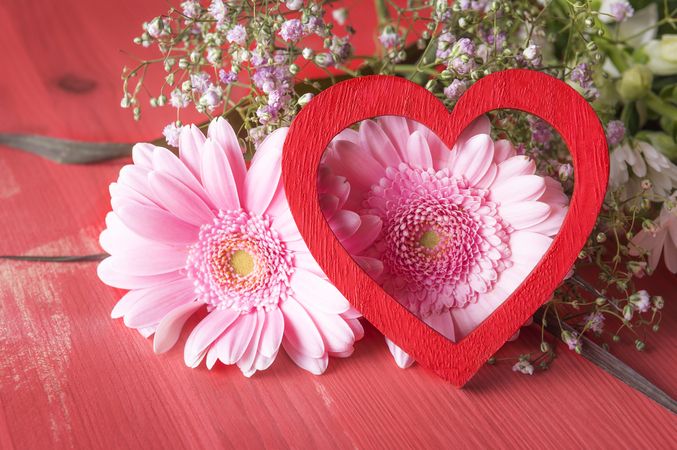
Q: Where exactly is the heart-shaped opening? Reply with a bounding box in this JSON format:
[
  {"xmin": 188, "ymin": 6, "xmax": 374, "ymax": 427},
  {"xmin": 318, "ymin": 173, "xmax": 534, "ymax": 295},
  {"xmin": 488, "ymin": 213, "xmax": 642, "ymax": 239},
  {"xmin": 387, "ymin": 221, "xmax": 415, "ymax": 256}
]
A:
[{"xmin": 317, "ymin": 113, "xmax": 572, "ymax": 358}]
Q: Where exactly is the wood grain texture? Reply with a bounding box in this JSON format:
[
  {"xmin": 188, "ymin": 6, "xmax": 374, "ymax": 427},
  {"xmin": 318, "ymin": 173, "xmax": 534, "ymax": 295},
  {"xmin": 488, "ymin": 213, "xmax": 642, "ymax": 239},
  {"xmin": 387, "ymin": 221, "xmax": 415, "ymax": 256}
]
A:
[
  {"xmin": 283, "ymin": 72, "xmax": 609, "ymax": 386},
  {"xmin": 1, "ymin": 1, "xmax": 676, "ymax": 449}
]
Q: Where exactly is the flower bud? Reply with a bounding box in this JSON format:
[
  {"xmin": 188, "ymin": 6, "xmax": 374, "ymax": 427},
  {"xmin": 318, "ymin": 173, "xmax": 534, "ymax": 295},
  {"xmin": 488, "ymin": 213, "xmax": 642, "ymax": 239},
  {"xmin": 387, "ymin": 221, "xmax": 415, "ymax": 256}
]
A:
[
  {"xmin": 653, "ymin": 295, "xmax": 664, "ymax": 310},
  {"xmin": 645, "ymin": 35, "xmax": 677, "ymax": 76},
  {"xmin": 616, "ymin": 65, "xmax": 653, "ymax": 101},
  {"xmin": 297, "ymin": 93, "xmax": 313, "ymax": 106}
]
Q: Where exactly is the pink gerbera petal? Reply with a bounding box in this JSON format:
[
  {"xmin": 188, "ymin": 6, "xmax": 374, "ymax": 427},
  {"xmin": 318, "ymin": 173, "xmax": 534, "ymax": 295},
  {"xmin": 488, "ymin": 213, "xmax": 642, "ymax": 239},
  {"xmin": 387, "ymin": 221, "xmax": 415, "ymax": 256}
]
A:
[{"xmin": 154, "ymin": 301, "xmax": 204, "ymax": 354}]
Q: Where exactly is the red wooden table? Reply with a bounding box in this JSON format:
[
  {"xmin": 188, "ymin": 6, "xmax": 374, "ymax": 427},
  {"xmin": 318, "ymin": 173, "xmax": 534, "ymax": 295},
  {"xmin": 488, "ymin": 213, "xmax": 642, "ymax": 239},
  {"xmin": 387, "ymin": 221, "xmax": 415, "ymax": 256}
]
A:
[{"xmin": 1, "ymin": 1, "xmax": 675, "ymax": 448}]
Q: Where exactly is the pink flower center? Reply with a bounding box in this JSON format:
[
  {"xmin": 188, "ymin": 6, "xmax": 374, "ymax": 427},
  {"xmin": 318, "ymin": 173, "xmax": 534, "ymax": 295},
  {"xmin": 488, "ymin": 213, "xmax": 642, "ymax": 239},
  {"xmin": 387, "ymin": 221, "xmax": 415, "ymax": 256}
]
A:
[
  {"xmin": 364, "ymin": 164, "xmax": 512, "ymax": 315},
  {"xmin": 186, "ymin": 209, "xmax": 293, "ymax": 313}
]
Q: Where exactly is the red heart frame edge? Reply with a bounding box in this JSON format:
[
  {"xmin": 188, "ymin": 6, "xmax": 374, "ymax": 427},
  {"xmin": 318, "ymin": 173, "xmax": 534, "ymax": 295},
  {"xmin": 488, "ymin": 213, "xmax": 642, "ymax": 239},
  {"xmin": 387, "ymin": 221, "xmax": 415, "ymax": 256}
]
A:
[{"xmin": 282, "ymin": 69, "xmax": 609, "ymax": 386}]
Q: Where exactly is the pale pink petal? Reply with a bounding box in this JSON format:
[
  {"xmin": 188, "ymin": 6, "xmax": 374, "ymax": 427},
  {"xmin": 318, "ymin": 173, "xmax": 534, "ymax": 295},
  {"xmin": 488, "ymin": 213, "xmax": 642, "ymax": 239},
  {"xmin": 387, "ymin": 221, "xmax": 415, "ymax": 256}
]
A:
[
  {"xmin": 320, "ymin": 195, "xmax": 340, "ymax": 218},
  {"xmin": 124, "ymin": 279, "xmax": 197, "ymax": 328},
  {"xmin": 200, "ymin": 138, "xmax": 241, "ymax": 211},
  {"xmin": 539, "ymin": 176, "xmax": 569, "ymax": 207},
  {"xmin": 473, "ymin": 163, "xmax": 497, "ymax": 189},
  {"xmin": 273, "ymin": 210, "xmax": 302, "ymax": 243},
  {"xmin": 253, "ymin": 352, "xmax": 277, "ymax": 372},
  {"xmin": 99, "ymin": 212, "xmax": 165, "ymax": 255},
  {"xmin": 111, "ymin": 288, "xmax": 146, "ymax": 319},
  {"xmin": 244, "ymin": 128, "xmax": 286, "ymax": 214},
  {"xmin": 328, "ymin": 210, "xmax": 361, "ymax": 241},
  {"xmin": 385, "ymin": 338, "xmax": 414, "ymax": 368},
  {"xmin": 279, "ymin": 299, "xmax": 325, "ymax": 358},
  {"xmin": 100, "ymin": 257, "xmax": 183, "ymax": 291},
  {"xmin": 632, "ymin": 229, "xmax": 667, "ymax": 271},
  {"xmin": 344, "ymin": 317, "xmax": 364, "ymax": 340},
  {"xmin": 179, "ymin": 124, "xmax": 206, "ymax": 179},
  {"xmin": 148, "ymin": 171, "xmax": 215, "ymax": 226},
  {"xmin": 507, "ymin": 330, "xmax": 520, "ymax": 342},
  {"xmin": 153, "ymin": 301, "xmax": 204, "ymax": 354},
  {"xmin": 116, "ymin": 202, "xmax": 199, "ymax": 245},
  {"xmin": 215, "ymin": 312, "xmax": 257, "ymax": 365},
  {"xmin": 405, "ymin": 131, "xmax": 433, "ymax": 169},
  {"xmin": 356, "ymin": 120, "xmax": 399, "ymax": 168},
  {"xmin": 663, "ymin": 237, "xmax": 677, "ymax": 273},
  {"xmin": 117, "ymin": 165, "xmax": 156, "ymax": 204},
  {"xmin": 263, "ymin": 182, "xmax": 288, "ymax": 218},
  {"xmin": 207, "ymin": 117, "xmax": 246, "ymax": 188},
  {"xmin": 414, "ymin": 126, "xmax": 451, "ymax": 170},
  {"xmin": 459, "ymin": 115, "xmax": 491, "ymax": 142},
  {"xmin": 283, "ymin": 340, "xmax": 328, "ymax": 375},
  {"xmin": 205, "ymin": 346, "xmax": 219, "ymax": 369},
  {"xmin": 451, "ymin": 284, "xmax": 511, "ymax": 338},
  {"xmin": 109, "ymin": 182, "xmax": 154, "ymax": 207},
  {"xmin": 259, "ymin": 308, "xmax": 284, "ymax": 358},
  {"xmin": 499, "ymin": 201, "xmax": 551, "ymax": 229},
  {"xmin": 326, "ymin": 140, "xmax": 385, "ymax": 193},
  {"xmin": 332, "ymin": 128, "xmax": 360, "ymax": 144},
  {"xmin": 237, "ymin": 309, "xmax": 265, "ymax": 376},
  {"xmin": 107, "ymin": 245, "xmax": 187, "ymax": 276},
  {"xmin": 509, "ymin": 231, "xmax": 553, "ymax": 267},
  {"xmin": 493, "ymin": 156, "xmax": 536, "ymax": 184},
  {"xmin": 493, "ymin": 139, "xmax": 516, "ymax": 164},
  {"xmin": 184, "ymin": 308, "xmax": 240, "ymax": 366},
  {"xmin": 491, "ymin": 175, "xmax": 546, "ymax": 204},
  {"xmin": 523, "ymin": 205, "xmax": 567, "ymax": 236},
  {"xmin": 132, "ymin": 143, "xmax": 155, "ymax": 169},
  {"xmin": 290, "ymin": 268, "xmax": 351, "ymax": 315},
  {"xmin": 152, "ymin": 146, "xmax": 214, "ymax": 208},
  {"xmin": 301, "ymin": 304, "xmax": 355, "ymax": 354},
  {"xmin": 293, "ymin": 252, "xmax": 325, "ymax": 277},
  {"xmin": 423, "ymin": 310, "xmax": 456, "ymax": 342},
  {"xmin": 377, "ymin": 115, "xmax": 411, "ymax": 160},
  {"xmin": 341, "ymin": 215, "xmax": 382, "ymax": 254},
  {"xmin": 451, "ymin": 134, "xmax": 495, "ymax": 184},
  {"xmin": 668, "ymin": 219, "xmax": 677, "ymax": 248}
]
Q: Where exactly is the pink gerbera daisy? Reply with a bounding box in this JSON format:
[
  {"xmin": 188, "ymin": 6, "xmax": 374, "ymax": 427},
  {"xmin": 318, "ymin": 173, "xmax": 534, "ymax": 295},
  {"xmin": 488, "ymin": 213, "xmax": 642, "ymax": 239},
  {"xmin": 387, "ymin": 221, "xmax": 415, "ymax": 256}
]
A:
[
  {"xmin": 323, "ymin": 116, "xmax": 568, "ymax": 368},
  {"xmin": 99, "ymin": 118, "xmax": 374, "ymax": 376}
]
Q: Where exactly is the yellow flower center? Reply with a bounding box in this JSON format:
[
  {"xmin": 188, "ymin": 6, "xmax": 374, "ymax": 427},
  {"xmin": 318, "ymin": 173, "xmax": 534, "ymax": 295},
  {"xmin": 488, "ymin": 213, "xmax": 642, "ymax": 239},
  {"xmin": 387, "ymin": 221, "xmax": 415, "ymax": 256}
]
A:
[
  {"xmin": 419, "ymin": 230, "xmax": 440, "ymax": 249},
  {"xmin": 230, "ymin": 249, "xmax": 255, "ymax": 276}
]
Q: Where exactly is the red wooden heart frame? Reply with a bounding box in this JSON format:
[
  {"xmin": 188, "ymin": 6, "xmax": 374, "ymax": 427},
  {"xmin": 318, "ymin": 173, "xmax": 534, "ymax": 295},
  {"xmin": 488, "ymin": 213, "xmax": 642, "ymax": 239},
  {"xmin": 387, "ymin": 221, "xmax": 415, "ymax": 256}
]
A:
[{"xmin": 282, "ymin": 69, "xmax": 608, "ymax": 386}]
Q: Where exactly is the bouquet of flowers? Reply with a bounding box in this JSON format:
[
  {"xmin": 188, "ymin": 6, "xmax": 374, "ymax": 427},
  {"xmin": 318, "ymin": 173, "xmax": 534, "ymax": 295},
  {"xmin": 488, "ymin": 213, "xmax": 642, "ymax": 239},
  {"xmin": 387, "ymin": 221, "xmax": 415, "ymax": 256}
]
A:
[{"xmin": 103, "ymin": 0, "xmax": 677, "ymax": 377}]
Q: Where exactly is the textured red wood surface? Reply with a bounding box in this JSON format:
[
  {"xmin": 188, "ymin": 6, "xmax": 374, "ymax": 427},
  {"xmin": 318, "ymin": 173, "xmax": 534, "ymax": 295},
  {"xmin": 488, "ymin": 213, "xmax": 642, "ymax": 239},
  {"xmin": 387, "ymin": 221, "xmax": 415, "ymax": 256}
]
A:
[
  {"xmin": 283, "ymin": 72, "xmax": 608, "ymax": 385},
  {"xmin": 0, "ymin": 1, "xmax": 676, "ymax": 448}
]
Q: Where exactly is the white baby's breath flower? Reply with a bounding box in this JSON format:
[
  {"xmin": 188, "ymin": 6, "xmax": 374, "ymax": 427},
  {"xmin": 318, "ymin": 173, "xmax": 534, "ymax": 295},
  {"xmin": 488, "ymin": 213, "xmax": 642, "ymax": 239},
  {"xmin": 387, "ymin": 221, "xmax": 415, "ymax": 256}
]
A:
[
  {"xmin": 332, "ymin": 8, "xmax": 348, "ymax": 25},
  {"xmin": 285, "ymin": 0, "xmax": 303, "ymax": 11},
  {"xmin": 512, "ymin": 360, "xmax": 534, "ymax": 375},
  {"xmin": 297, "ymin": 93, "xmax": 313, "ymax": 106}
]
